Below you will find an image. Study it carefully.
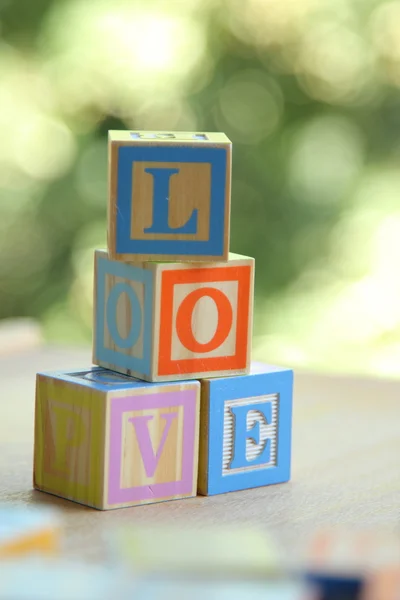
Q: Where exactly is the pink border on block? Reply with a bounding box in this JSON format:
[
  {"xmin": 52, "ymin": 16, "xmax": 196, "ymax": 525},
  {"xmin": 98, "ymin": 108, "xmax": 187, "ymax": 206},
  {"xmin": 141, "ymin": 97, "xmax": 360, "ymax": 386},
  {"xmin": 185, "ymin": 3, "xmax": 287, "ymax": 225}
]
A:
[{"xmin": 108, "ymin": 389, "xmax": 197, "ymax": 505}]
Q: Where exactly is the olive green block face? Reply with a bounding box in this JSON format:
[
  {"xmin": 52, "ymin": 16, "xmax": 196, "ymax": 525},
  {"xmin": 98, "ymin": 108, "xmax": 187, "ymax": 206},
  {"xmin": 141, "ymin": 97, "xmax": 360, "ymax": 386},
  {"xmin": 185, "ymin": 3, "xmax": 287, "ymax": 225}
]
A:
[{"xmin": 34, "ymin": 372, "xmax": 106, "ymax": 509}]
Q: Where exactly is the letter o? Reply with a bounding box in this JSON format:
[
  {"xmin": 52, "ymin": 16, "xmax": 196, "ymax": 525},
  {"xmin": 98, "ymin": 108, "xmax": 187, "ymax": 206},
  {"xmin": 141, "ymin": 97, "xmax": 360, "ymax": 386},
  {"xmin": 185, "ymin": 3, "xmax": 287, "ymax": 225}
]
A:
[
  {"xmin": 106, "ymin": 283, "xmax": 142, "ymax": 349},
  {"xmin": 176, "ymin": 287, "xmax": 233, "ymax": 353}
]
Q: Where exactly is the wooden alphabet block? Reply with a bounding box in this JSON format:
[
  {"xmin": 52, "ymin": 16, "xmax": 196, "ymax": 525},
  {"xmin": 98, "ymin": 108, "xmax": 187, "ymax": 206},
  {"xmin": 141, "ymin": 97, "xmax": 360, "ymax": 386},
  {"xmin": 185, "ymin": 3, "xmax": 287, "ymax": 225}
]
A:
[
  {"xmin": 34, "ymin": 367, "xmax": 200, "ymax": 509},
  {"xmin": 108, "ymin": 130, "xmax": 231, "ymax": 262},
  {"xmin": 198, "ymin": 362, "xmax": 293, "ymax": 496},
  {"xmin": 93, "ymin": 249, "xmax": 254, "ymax": 382},
  {"xmin": 0, "ymin": 507, "xmax": 60, "ymax": 557}
]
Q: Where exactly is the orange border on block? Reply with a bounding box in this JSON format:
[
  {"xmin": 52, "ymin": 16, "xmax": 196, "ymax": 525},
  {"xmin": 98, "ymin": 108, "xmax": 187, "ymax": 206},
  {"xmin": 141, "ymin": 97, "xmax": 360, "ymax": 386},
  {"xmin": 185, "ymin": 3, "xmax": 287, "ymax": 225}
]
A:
[{"xmin": 158, "ymin": 265, "xmax": 251, "ymax": 376}]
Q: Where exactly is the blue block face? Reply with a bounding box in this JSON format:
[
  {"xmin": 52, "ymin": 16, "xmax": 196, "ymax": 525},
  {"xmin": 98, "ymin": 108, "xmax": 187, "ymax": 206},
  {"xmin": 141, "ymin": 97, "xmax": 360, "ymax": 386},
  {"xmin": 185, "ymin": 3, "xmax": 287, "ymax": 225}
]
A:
[
  {"xmin": 94, "ymin": 253, "xmax": 153, "ymax": 378},
  {"xmin": 200, "ymin": 363, "xmax": 293, "ymax": 495},
  {"xmin": 111, "ymin": 142, "xmax": 229, "ymax": 259}
]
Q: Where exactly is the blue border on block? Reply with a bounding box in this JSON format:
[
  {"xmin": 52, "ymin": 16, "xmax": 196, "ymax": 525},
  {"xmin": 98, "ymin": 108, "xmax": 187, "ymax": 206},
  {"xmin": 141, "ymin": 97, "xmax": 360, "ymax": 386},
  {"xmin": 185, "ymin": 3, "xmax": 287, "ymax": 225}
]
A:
[
  {"xmin": 206, "ymin": 367, "xmax": 293, "ymax": 495},
  {"xmin": 116, "ymin": 146, "xmax": 227, "ymax": 256},
  {"xmin": 95, "ymin": 256, "xmax": 153, "ymax": 377}
]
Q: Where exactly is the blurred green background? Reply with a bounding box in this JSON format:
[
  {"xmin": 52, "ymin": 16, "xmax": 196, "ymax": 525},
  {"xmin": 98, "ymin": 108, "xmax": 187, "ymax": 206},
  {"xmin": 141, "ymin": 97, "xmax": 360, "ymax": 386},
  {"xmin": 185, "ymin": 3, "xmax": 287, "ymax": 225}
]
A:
[{"xmin": 1, "ymin": 0, "xmax": 400, "ymax": 377}]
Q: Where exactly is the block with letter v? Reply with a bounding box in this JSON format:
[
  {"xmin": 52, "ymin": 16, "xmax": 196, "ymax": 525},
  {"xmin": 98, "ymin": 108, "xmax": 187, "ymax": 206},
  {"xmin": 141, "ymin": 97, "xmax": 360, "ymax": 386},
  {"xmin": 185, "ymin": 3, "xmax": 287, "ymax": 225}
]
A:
[
  {"xmin": 128, "ymin": 412, "xmax": 178, "ymax": 478},
  {"xmin": 34, "ymin": 367, "xmax": 200, "ymax": 509}
]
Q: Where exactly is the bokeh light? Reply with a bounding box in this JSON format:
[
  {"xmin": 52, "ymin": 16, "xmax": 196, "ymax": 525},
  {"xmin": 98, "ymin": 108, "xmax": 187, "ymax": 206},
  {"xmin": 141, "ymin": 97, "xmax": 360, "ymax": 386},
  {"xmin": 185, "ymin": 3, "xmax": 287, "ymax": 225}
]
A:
[
  {"xmin": 217, "ymin": 70, "xmax": 283, "ymax": 143},
  {"xmin": 1, "ymin": 0, "xmax": 400, "ymax": 378},
  {"xmin": 288, "ymin": 115, "xmax": 365, "ymax": 205}
]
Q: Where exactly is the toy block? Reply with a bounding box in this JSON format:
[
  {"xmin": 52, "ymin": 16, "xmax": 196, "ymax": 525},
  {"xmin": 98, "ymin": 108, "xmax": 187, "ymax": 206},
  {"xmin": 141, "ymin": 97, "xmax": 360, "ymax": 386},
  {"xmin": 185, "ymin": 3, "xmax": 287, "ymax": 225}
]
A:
[
  {"xmin": 0, "ymin": 506, "xmax": 61, "ymax": 558},
  {"xmin": 198, "ymin": 362, "xmax": 293, "ymax": 496},
  {"xmin": 33, "ymin": 367, "xmax": 200, "ymax": 509},
  {"xmin": 93, "ymin": 249, "xmax": 254, "ymax": 382},
  {"xmin": 108, "ymin": 130, "xmax": 231, "ymax": 262}
]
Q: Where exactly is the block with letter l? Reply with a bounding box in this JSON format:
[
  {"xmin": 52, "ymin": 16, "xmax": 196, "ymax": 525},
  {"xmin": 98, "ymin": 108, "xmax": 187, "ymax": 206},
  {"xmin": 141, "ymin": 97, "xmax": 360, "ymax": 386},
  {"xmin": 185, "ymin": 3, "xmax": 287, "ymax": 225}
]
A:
[
  {"xmin": 93, "ymin": 249, "xmax": 254, "ymax": 382},
  {"xmin": 108, "ymin": 130, "xmax": 231, "ymax": 262},
  {"xmin": 34, "ymin": 367, "xmax": 200, "ymax": 509},
  {"xmin": 198, "ymin": 362, "xmax": 293, "ymax": 496}
]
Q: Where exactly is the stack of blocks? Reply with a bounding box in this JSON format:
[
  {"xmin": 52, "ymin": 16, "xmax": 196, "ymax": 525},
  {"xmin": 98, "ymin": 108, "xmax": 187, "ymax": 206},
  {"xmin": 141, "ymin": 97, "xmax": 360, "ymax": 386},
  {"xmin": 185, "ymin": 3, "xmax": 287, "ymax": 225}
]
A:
[{"xmin": 34, "ymin": 131, "xmax": 294, "ymax": 509}]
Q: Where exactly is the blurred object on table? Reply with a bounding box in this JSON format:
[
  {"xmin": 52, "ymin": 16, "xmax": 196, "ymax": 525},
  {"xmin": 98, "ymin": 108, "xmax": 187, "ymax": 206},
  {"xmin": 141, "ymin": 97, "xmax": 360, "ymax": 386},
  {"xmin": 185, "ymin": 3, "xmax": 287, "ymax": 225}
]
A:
[
  {"xmin": 361, "ymin": 566, "xmax": 400, "ymax": 600},
  {"xmin": 0, "ymin": 560, "xmax": 133, "ymax": 600},
  {"xmin": 0, "ymin": 507, "xmax": 399, "ymax": 599},
  {"xmin": 133, "ymin": 577, "xmax": 318, "ymax": 600},
  {"xmin": 0, "ymin": 559, "xmax": 317, "ymax": 600},
  {"xmin": 302, "ymin": 528, "xmax": 400, "ymax": 600},
  {"xmin": 0, "ymin": 505, "xmax": 61, "ymax": 558},
  {"xmin": 113, "ymin": 523, "xmax": 280, "ymax": 577}
]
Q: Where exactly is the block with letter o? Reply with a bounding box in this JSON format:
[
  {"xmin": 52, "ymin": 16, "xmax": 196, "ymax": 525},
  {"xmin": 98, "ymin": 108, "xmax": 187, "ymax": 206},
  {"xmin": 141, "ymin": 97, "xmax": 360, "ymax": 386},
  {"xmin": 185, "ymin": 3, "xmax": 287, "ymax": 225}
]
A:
[
  {"xmin": 93, "ymin": 251, "xmax": 153, "ymax": 380},
  {"xmin": 108, "ymin": 130, "xmax": 231, "ymax": 263},
  {"xmin": 93, "ymin": 250, "xmax": 254, "ymax": 381},
  {"xmin": 198, "ymin": 363, "xmax": 293, "ymax": 496}
]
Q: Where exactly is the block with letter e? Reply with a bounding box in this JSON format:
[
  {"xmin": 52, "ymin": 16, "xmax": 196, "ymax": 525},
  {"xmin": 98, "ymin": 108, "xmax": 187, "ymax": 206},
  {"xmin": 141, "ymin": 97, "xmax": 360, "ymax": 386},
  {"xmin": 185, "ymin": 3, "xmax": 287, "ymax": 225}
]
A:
[
  {"xmin": 198, "ymin": 362, "xmax": 293, "ymax": 496},
  {"xmin": 34, "ymin": 367, "xmax": 200, "ymax": 509},
  {"xmin": 93, "ymin": 249, "xmax": 254, "ymax": 382},
  {"xmin": 108, "ymin": 130, "xmax": 231, "ymax": 262}
]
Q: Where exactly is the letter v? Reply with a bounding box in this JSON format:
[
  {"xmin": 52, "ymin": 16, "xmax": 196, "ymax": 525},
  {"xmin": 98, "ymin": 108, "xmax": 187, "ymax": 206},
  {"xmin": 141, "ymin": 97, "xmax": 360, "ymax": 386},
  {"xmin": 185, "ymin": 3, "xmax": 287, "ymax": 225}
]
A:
[{"xmin": 128, "ymin": 412, "xmax": 178, "ymax": 478}]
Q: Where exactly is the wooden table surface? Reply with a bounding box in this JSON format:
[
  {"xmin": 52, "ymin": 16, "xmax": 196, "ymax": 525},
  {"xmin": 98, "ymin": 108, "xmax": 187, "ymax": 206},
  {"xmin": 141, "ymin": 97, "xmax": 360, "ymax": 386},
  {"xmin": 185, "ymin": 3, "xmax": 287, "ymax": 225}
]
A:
[{"xmin": 0, "ymin": 346, "xmax": 399, "ymax": 564}]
